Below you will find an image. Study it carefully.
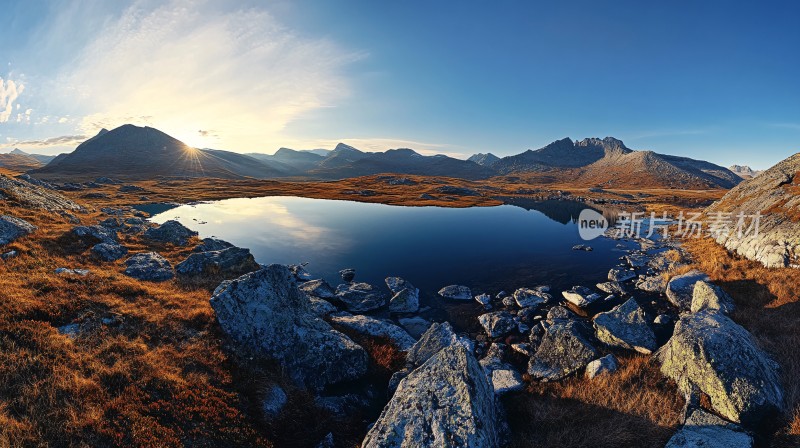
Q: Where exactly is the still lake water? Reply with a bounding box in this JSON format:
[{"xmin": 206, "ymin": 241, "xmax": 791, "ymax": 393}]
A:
[{"xmin": 149, "ymin": 196, "xmax": 634, "ymax": 300}]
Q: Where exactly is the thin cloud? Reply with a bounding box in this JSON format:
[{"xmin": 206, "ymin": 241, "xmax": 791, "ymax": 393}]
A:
[
  {"xmin": 768, "ymin": 122, "xmax": 800, "ymax": 131},
  {"xmin": 0, "ymin": 77, "xmax": 25, "ymax": 123},
  {"xmin": 12, "ymin": 134, "xmax": 88, "ymax": 148}
]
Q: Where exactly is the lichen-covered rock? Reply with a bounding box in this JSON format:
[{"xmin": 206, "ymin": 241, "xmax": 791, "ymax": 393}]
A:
[
  {"xmin": 585, "ymin": 354, "xmax": 619, "ymax": 379},
  {"xmin": 334, "ymin": 282, "xmax": 387, "ymax": 313},
  {"xmin": 561, "ymin": 286, "xmax": 603, "ymax": 308},
  {"xmin": 665, "ymin": 408, "xmax": 753, "ymax": 448},
  {"xmin": 72, "ymin": 225, "xmax": 117, "ymax": 244},
  {"xmin": 308, "ymin": 297, "xmax": 337, "ymax": 317},
  {"xmin": 91, "ymin": 242, "xmax": 128, "ymax": 261},
  {"xmin": 479, "ymin": 344, "xmax": 524, "ymax": 395},
  {"xmin": 385, "ymin": 277, "xmax": 419, "ymax": 313},
  {"xmin": 144, "ymin": 220, "xmax": 198, "ymax": 246},
  {"xmin": 363, "ymin": 344, "xmax": 501, "ymax": 448},
  {"xmin": 636, "ymin": 275, "xmax": 667, "ymax": 293},
  {"xmin": 478, "ymin": 311, "xmax": 517, "ymax": 338},
  {"xmin": 528, "ymin": 320, "xmax": 599, "ymax": 381},
  {"xmin": 192, "ymin": 237, "xmax": 234, "ymax": 253},
  {"xmin": 438, "ymin": 284, "xmax": 472, "ymax": 300},
  {"xmin": 593, "ymin": 298, "xmax": 657, "ymax": 354},
  {"xmin": 512, "ymin": 287, "xmax": 551, "ymax": 308},
  {"xmin": 123, "ymin": 252, "xmax": 174, "ymax": 282},
  {"xmin": 210, "ymin": 265, "xmax": 368, "ymax": 391},
  {"xmin": 406, "ymin": 321, "xmax": 468, "ymax": 368},
  {"xmin": 658, "ymin": 310, "xmax": 784, "ymax": 426},
  {"xmin": 175, "ymin": 247, "xmax": 260, "ymax": 278},
  {"xmin": 299, "ymin": 279, "xmax": 337, "ymax": 300},
  {"xmin": 329, "ymin": 313, "xmax": 416, "ymax": 351},
  {"xmin": 0, "ymin": 174, "xmax": 83, "ymax": 212},
  {"xmin": 666, "ymin": 270, "xmax": 710, "ymax": 310},
  {"xmin": 0, "ymin": 215, "xmax": 37, "ymax": 245},
  {"xmin": 691, "ymin": 281, "xmax": 735, "ymax": 314}
]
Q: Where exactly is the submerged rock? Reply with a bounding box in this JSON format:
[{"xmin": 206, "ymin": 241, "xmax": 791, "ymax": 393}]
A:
[
  {"xmin": 528, "ymin": 320, "xmax": 599, "ymax": 381},
  {"xmin": 438, "ymin": 284, "xmax": 473, "ymax": 300},
  {"xmin": 176, "ymin": 247, "xmax": 260, "ymax": 278},
  {"xmin": 144, "ymin": 220, "xmax": 198, "ymax": 246},
  {"xmin": 666, "ymin": 270, "xmax": 710, "ymax": 310},
  {"xmin": 329, "ymin": 313, "xmax": 416, "ymax": 351},
  {"xmin": 335, "ymin": 282, "xmax": 387, "ymax": 313},
  {"xmin": 210, "ymin": 265, "xmax": 368, "ymax": 391},
  {"xmin": 363, "ymin": 344, "xmax": 501, "ymax": 448},
  {"xmin": 658, "ymin": 310, "xmax": 784, "ymax": 426},
  {"xmin": 0, "ymin": 215, "xmax": 37, "ymax": 245},
  {"xmin": 123, "ymin": 252, "xmax": 174, "ymax": 282},
  {"xmin": 593, "ymin": 298, "xmax": 657, "ymax": 354},
  {"xmin": 398, "ymin": 316, "xmax": 432, "ymax": 339}
]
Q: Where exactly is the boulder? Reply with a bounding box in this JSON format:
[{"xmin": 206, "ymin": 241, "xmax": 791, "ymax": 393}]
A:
[
  {"xmin": 192, "ymin": 237, "xmax": 234, "ymax": 253},
  {"xmin": 479, "ymin": 344, "xmax": 524, "ymax": 395},
  {"xmin": 72, "ymin": 225, "xmax": 117, "ymax": 244},
  {"xmin": 144, "ymin": 220, "xmax": 198, "ymax": 246},
  {"xmin": 334, "ymin": 282, "xmax": 387, "ymax": 313},
  {"xmin": 0, "ymin": 215, "xmax": 37, "ymax": 245},
  {"xmin": 636, "ymin": 275, "xmax": 667, "ymax": 293},
  {"xmin": 478, "ymin": 311, "xmax": 517, "ymax": 338},
  {"xmin": 123, "ymin": 252, "xmax": 175, "ymax": 282},
  {"xmin": 666, "ymin": 270, "xmax": 710, "ymax": 310},
  {"xmin": 299, "ymin": 279, "xmax": 337, "ymax": 300},
  {"xmin": 329, "ymin": 313, "xmax": 416, "ymax": 351},
  {"xmin": 658, "ymin": 310, "xmax": 784, "ymax": 426},
  {"xmin": 406, "ymin": 321, "xmax": 468, "ymax": 368},
  {"xmin": 512, "ymin": 287, "xmax": 551, "ymax": 308},
  {"xmin": 176, "ymin": 247, "xmax": 260, "ymax": 278},
  {"xmin": 561, "ymin": 286, "xmax": 603, "ymax": 308},
  {"xmin": 362, "ymin": 344, "xmax": 501, "ymax": 448},
  {"xmin": 625, "ymin": 253, "xmax": 648, "ymax": 268},
  {"xmin": 585, "ymin": 354, "xmax": 619, "ymax": 379},
  {"xmin": 475, "ymin": 293, "xmax": 492, "ymax": 309},
  {"xmin": 593, "ymin": 298, "xmax": 657, "ymax": 354},
  {"xmin": 0, "ymin": 174, "xmax": 83, "ymax": 212},
  {"xmin": 339, "ymin": 268, "xmax": 356, "ymax": 282},
  {"xmin": 385, "ymin": 277, "xmax": 419, "ymax": 313},
  {"xmin": 596, "ymin": 281, "xmax": 628, "ymax": 296},
  {"xmin": 665, "ymin": 408, "xmax": 753, "ymax": 448},
  {"xmin": 691, "ymin": 281, "xmax": 735, "ymax": 314},
  {"xmin": 210, "ymin": 264, "xmax": 368, "ymax": 391},
  {"xmin": 546, "ymin": 306, "xmax": 574, "ymax": 322},
  {"xmin": 528, "ymin": 320, "xmax": 599, "ymax": 381},
  {"xmin": 608, "ymin": 268, "xmax": 636, "ymax": 282},
  {"xmin": 91, "ymin": 242, "xmax": 128, "ymax": 261},
  {"xmin": 438, "ymin": 284, "xmax": 473, "ymax": 300},
  {"xmin": 308, "ymin": 297, "xmax": 337, "ymax": 317}
]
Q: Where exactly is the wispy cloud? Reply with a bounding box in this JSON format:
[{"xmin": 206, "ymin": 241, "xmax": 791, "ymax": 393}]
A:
[
  {"xmin": 767, "ymin": 122, "xmax": 800, "ymax": 131},
  {"xmin": 10, "ymin": 134, "xmax": 88, "ymax": 148},
  {"xmin": 625, "ymin": 128, "xmax": 711, "ymax": 141},
  {"xmin": 0, "ymin": 77, "xmax": 25, "ymax": 123},
  {"xmin": 54, "ymin": 0, "xmax": 362, "ymax": 152}
]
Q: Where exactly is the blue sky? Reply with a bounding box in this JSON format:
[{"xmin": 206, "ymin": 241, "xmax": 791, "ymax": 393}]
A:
[{"xmin": 0, "ymin": 0, "xmax": 798, "ymax": 169}]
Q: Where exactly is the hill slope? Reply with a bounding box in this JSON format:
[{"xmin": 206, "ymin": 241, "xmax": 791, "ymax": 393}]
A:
[
  {"xmin": 0, "ymin": 153, "xmax": 44, "ymax": 171},
  {"xmin": 31, "ymin": 125, "xmax": 284, "ymax": 181}
]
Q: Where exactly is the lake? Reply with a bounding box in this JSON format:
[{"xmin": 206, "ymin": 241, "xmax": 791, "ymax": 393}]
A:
[{"xmin": 148, "ymin": 196, "xmax": 636, "ymax": 323}]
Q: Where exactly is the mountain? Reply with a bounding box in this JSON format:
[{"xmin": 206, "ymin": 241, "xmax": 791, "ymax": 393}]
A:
[
  {"xmin": 729, "ymin": 165, "xmax": 762, "ymax": 179},
  {"xmin": 31, "ymin": 124, "xmax": 284, "ymax": 180},
  {"xmin": 707, "ymin": 152, "xmax": 800, "ymax": 268},
  {"xmin": 0, "ymin": 152, "xmax": 44, "ymax": 171},
  {"xmin": 316, "ymin": 143, "xmax": 368, "ymax": 169},
  {"xmin": 247, "ymin": 148, "xmax": 327, "ymax": 173},
  {"xmin": 8, "ymin": 148, "xmax": 58, "ymax": 165},
  {"xmin": 493, "ymin": 137, "xmax": 629, "ymax": 173},
  {"xmin": 307, "ymin": 147, "xmax": 495, "ymax": 180},
  {"xmin": 467, "ymin": 153, "xmax": 500, "ymax": 167}
]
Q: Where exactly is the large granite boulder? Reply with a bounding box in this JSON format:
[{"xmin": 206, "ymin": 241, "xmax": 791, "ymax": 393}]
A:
[
  {"xmin": 691, "ymin": 281, "xmax": 735, "ymax": 314},
  {"xmin": 144, "ymin": 220, "xmax": 198, "ymax": 246},
  {"xmin": 175, "ymin": 247, "xmax": 260, "ymax": 278},
  {"xmin": 666, "ymin": 270, "xmax": 710, "ymax": 310},
  {"xmin": 658, "ymin": 310, "xmax": 784, "ymax": 426},
  {"xmin": 210, "ymin": 265, "xmax": 368, "ymax": 391},
  {"xmin": 593, "ymin": 298, "xmax": 657, "ymax": 354},
  {"xmin": 0, "ymin": 215, "xmax": 37, "ymax": 245},
  {"xmin": 528, "ymin": 320, "xmax": 600, "ymax": 381},
  {"xmin": 329, "ymin": 313, "xmax": 416, "ymax": 351},
  {"xmin": 123, "ymin": 252, "xmax": 174, "ymax": 282},
  {"xmin": 334, "ymin": 282, "xmax": 387, "ymax": 313},
  {"xmin": 363, "ymin": 344, "xmax": 501, "ymax": 448},
  {"xmin": 406, "ymin": 321, "xmax": 468, "ymax": 368}
]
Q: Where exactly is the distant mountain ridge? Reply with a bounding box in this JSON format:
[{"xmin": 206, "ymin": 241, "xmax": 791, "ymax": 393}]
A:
[
  {"xmin": 467, "ymin": 153, "xmax": 500, "ymax": 167},
  {"xmin": 729, "ymin": 165, "xmax": 762, "ymax": 179},
  {"xmin": 5, "ymin": 148, "xmax": 58, "ymax": 165}
]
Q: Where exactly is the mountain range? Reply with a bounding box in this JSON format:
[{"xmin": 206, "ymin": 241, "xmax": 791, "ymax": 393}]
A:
[
  {"xmin": 728, "ymin": 165, "xmax": 762, "ymax": 179},
  {"xmin": 0, "ymin": 148, "xmax": 59, "ymax": 171},
  {"xmin": 27, "ymin": 124, "xmax": 741, "ymax": 189}
]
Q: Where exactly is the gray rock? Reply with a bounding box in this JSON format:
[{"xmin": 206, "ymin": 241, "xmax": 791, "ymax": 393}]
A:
[
  {"xmin": 398, "ymin": 316, "xmax": 432, "ymax": 339},
  {"xmin": 385, "ymin": 277, "xmax": 419, "ymax": 313},
  {"xmin": 528, "ymin": 320, "xmax": 599, "ymax": 381},
  {"xmin": 210, "ymin": 264, "xmax": 368, "ymax": 391},
  {"xmin": 546, "ymin": 306, "xmax": 574, "ymax": 322},
  {"xmin": 666, "ymin": 270, "xmax": 711, "ymax": 310},
  {"xmin": 362, "ymin": 344, "xmax": 501, "ymax": 448},
  {"xmin": 625, "ymin": 253, "xmax": 648, "ymax": 268},
  {"xmin": 339, "ymin": 268, "xmax": 356, "ymax": 282},
  {"xmin": 299, "ymin": 279, "xmax": 337, "ymax": 299},
  {"xmin": 406, "ymin": 321, "xmax": 468, "ymax": 368},
  {"xmin": 123, "ymin": 252, "xmax": 174, "ymax": 282},
  {"xmin": 438, "ymin": 284, "xmax": 473, "ymax": 300},
  {"xmin": 512, "ymin": 287, "xmax": 551, "ymax": 308},
  {"xmin": 658, "ymin": 310, "xmax": 784, "ymax": 426},
  {"xmin": 691, "ymin": 281, "xmax": 735, "ymax": 314},
  {"xmin": 636, "ymin": 275, "xmax": 667, "ymax": 293},
  {"xmin": 55, "ymin": 267, "xmax": 90, "ymax": 276},
  {"xmin": 0, "ymin": 215, "xmax": 37, "ymax": 245},
  {"xmin": 585, "ymin": 354, "xmax": 619, "ymax": 379},
  {"xmin": 72, "ymin": 225, "xmax": 117, "ymax": 244},
  {"xmin": 176, "ymin": 247, "xmax": 260, "ymax": 278},
  {"xmin": 261, "ymin": 384, "xmax": 287, "ymax": 418},
  {"xmin": 308, "ymin": 297, "xmax": 337, "ymax": 317},
  {"xmin": 479, "ymin": 344, "xmax": 525, "ymax": 395},
  {"xmin": 593, "ymin": 298, "xmax": 657, "ymax": 354},
  {"xmin": 91, "ymin": 242, "xmax": 128, "ymax": 261},
  {"xmin": 562, "ymin": 286, "xmax": 603, "ymax": 308},
  {"xmin": 329, "ymin": 313, "xmax": 416, "ymax": 351},
  {"xmin": 475, "ymin": 293, "xmax": 493, "ymax": 309},
  {"xmin": 192, "ymin": 237, "xmax": 234, "ymax": 253},
  {"xmin": 335, "ymin": 282, "xmax": 387, "ymax": 313},
  {"xmin": 596, "ymin": 281, "xmax": 628, "ymax": 296},
  {"xmin": 478, "ymin": 311, "xmax": 517, "ymax": 338},
  {"xmin": 654, "ymin": 314, "xmax": 672, "ymax": 325},
  {"xmin": 118, "ymin": 184, "xmax": 145, "ymax": 193},
  {"xmin": 608, "ymin": 268, "xmax": 636, "ymax": 282},
  {"xmin": 511, "ymin": 342, "xmax": 534, "ymax": 357},
  {"xmin": 1, "ymin": 249, "xmax": 18, "ymax": 260},
  {"xmin": 665, "ymin": 408, "xmax": 753, "ymax": 448},
  {"xmin": 0, "ymin": 174, "xmax": 83, "ymax": 212},
  {"xmin": 144, "ymin": 220, "xmax": 198, "ymax": 246}
]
